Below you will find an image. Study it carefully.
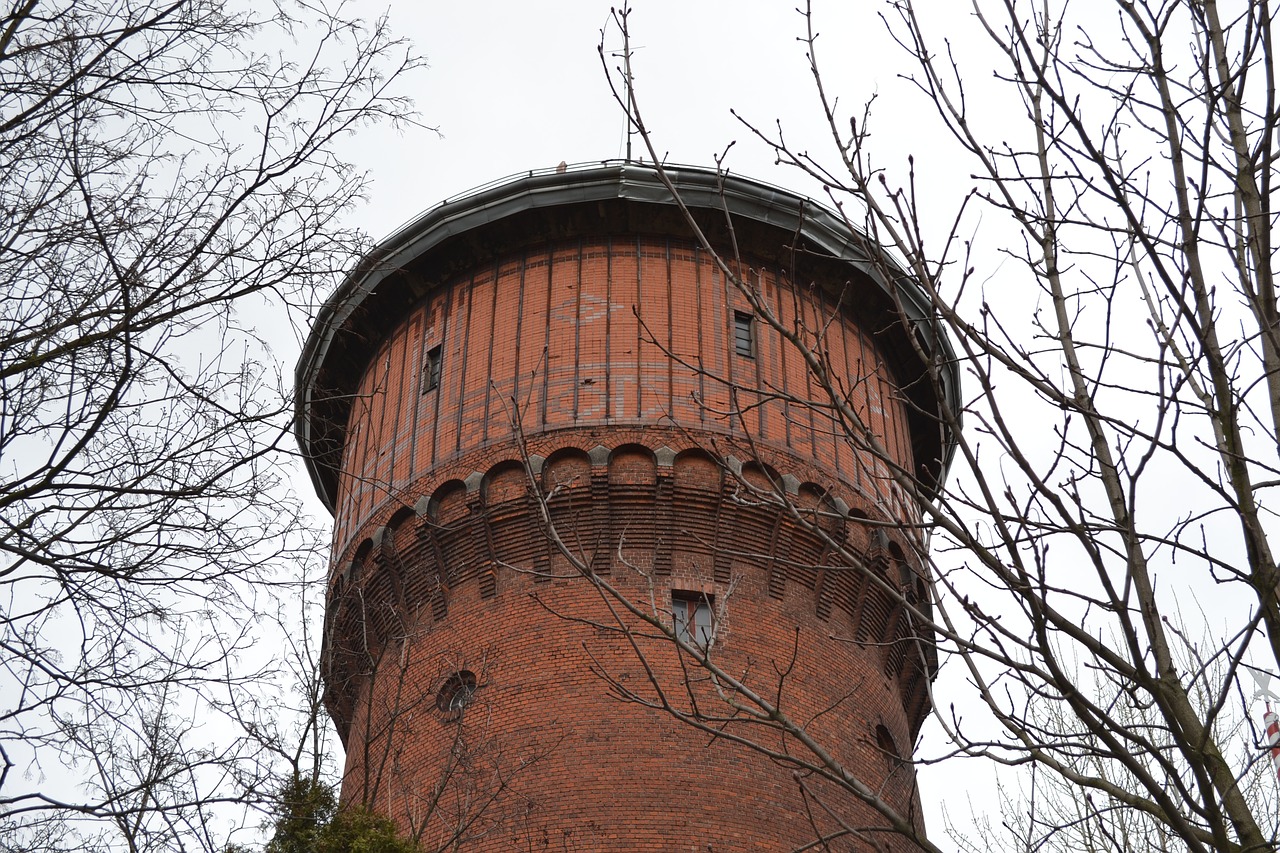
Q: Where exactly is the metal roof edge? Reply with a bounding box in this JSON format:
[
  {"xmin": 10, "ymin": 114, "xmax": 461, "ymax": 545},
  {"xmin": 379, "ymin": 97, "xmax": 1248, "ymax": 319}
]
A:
[{"xmin": 295, "ymin": 161, "xmax": 960, "ymax": 512}]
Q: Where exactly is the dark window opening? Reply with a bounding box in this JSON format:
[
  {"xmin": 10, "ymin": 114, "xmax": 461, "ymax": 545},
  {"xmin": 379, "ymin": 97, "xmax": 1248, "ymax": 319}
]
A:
[
  {"xmin": 673, "ymin": 591, "xmax": 714, "ymax": 647},
  {"xmin": 889, "ymin": 542, "xmax": 911, "ymax": 586},
  {"xmin": 876, "ymin": 724, "xmax": 905, "ymax": 768},
  {"xmin": 436, "ymin": 670, "xmax": 477, "ymax": 714},
  {"xmin": 422, "ymin": 345, "xmax": 442, "ymax": 393},
  {"xmin": 733, "ymin": 311, "xmax": 754, "ymax": 358}
]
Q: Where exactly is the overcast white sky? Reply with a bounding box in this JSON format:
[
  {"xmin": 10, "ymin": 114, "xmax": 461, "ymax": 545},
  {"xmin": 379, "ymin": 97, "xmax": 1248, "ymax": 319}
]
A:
[
  {"xmin": 343, "ymin": 1, "xmax": 983, "ymax": 243},
  {"xmin": 319, "ymin": 0, "xmax": 999, "ymax": 835},
  {"xmin": 283, "ymin": 1, "xmax": 1280, "ymax": 842}
]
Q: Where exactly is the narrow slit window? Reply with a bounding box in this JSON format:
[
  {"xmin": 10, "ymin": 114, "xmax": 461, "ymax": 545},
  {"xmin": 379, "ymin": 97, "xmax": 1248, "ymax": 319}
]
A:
[
  {"xmin": 673, "ymin": 591, "xmax": 714, "ymax": 647},
  {"xmin": 733, "ymin": 311, "xmax": 754, "ymax": 358},
  {"xmin": 422, "ymin": 345, "xmax": 442, "ymax": 393}
]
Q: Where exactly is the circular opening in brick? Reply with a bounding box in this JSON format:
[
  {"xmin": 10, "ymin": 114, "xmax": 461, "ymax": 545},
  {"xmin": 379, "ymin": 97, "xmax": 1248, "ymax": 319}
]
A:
[{"xmin": 437, "ymin": 670, "xmax": 477, "ymax": 714}]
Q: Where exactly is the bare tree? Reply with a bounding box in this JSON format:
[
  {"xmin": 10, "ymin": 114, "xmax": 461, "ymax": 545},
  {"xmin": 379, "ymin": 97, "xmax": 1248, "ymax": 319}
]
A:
[
  {"xmin": 0, "ymin": 1, "xmax": 424, "ymax": 848},
  {"xmin": 532, "ymin": 2, "xmax": 1280, "ymax": 851},
  {"xmin": 949, "ymin": 640, "xmax": 1278, "ymax": 853}
]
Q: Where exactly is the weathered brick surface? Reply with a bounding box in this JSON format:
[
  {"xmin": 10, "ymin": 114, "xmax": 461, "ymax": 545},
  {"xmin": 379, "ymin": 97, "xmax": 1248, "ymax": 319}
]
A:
[
  {"xmin": 332, "ymin": 239, "xmax": 916, "ymax": 556},
  {"xmin": 322, "ymin": 234, "xmax": 934, "ymax": 850}
]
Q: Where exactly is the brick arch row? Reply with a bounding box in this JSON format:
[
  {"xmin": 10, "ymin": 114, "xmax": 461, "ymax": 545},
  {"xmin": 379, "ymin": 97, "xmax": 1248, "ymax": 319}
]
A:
[{"xmin": 324, "ymin": 440, "xmax": 934, "ymax": 731}]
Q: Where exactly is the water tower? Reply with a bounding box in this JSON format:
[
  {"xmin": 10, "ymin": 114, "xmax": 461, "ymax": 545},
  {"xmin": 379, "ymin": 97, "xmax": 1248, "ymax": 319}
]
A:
[{"xmin": 296, "ymin": 163, "xmax": 957, "ymax": 850}]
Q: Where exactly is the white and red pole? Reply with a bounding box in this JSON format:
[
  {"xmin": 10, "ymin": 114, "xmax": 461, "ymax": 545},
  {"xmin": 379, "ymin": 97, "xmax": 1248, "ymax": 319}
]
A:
[
  {"xmin": 1264, "ymin": 702, "xmax": 1280, "ymax": 785},
  {"xmin": 1251, "ymin": 672, "xmax": 1280, "ymax": 786}
]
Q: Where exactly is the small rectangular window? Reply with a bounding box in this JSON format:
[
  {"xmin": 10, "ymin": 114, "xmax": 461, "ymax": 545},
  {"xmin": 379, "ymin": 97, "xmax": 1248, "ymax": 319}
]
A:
[
  {"xmin": 421, "ymin": 345, "xmax": 442, "ymax": 393},
  {"xmin": 733, "ymin": 311, "xmax": 754, "ymax": 358},
  {"xmin": 673, "ymin": 591, "xmax": 713, "ymax": 647}
]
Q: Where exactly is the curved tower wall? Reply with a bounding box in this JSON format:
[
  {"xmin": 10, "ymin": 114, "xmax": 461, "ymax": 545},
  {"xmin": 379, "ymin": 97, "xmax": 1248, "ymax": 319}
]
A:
[
  {"xmin": 333, "ymin": 236, "xmax": 918, "ymax": 552},
  {"xmin": 297, "ymin": 164, "xmax": 956, "ymax": 851}
]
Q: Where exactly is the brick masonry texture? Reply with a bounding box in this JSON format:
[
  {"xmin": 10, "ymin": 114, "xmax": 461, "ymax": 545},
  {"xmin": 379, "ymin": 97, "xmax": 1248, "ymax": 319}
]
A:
[
  {"xmin": 332, "ymin": 238, "xmax": 917, "ymax": 557},
  {"xmin": 322, "ymin": 234, "xmax": 934, "ymax": 850}
]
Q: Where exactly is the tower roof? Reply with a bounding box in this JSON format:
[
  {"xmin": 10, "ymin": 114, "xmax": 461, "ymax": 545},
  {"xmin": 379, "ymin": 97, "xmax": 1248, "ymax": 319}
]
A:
[{"xmin": 295, "ymin": 161, "xmax": 959, "ymax": 511}]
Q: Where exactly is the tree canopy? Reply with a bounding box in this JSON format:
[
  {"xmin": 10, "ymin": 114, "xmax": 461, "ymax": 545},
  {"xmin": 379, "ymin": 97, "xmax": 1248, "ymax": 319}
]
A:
[{"xmin": 0, "ymin": 1, "xmax": 421, "ymax": 849}]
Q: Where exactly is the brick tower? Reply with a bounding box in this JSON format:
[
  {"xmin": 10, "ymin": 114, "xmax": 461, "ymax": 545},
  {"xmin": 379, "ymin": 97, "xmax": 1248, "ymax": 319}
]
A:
[{"xmin": 296, "ymin": 163, "xmax": 957, "ymax": 851}]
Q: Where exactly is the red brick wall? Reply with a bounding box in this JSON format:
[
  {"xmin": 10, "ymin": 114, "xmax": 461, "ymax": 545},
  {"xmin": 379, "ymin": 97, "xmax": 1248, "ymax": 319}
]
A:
[
  {"xmin": 333, "ymin": 238, "xmax": 916, "ymax": 557},
  {"xmin": 323, "ymin": 235, "xmax": 932, "ymax": 851}
]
